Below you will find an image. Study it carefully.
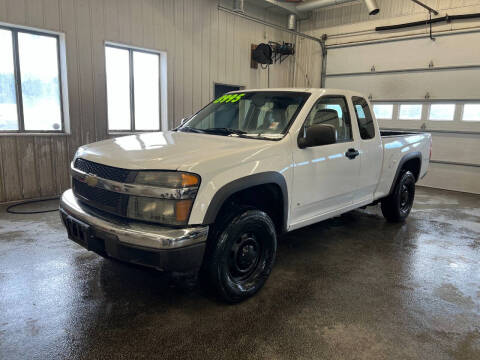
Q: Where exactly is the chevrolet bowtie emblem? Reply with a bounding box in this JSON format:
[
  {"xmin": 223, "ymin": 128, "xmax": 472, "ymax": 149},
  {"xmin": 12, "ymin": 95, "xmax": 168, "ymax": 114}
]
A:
[{"xmin": 85, "ymin": 174, "xmax": 98, "ymax": 187}]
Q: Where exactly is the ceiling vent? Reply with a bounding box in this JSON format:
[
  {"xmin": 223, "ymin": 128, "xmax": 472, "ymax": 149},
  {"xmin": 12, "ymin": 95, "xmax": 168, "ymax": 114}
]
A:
[{"xmin": 296, "ymin": 0, "xmax": 379, "ymax": 16}]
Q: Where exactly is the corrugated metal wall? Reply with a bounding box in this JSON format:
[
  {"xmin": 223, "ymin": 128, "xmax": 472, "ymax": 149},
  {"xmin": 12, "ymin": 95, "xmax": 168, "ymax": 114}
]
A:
[{"xmin": 0, "ymin": 0, "xmax": 296, "ymax": 203}]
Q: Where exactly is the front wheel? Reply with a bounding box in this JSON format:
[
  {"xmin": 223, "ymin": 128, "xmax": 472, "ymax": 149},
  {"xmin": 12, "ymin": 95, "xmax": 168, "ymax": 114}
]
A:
[
  {"xmin": 381, "ymin": 170, "xmax": 416, "ymax": 222},
  {"xmin": 205, "ymin": 209, "xmax": 277, "ymax": 303}
]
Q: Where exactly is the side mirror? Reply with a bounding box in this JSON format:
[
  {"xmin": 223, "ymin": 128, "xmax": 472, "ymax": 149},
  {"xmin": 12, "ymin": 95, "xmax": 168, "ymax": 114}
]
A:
[{"xmin": 298, "ymin": 124, "xmax": 337, "ymax": 149}]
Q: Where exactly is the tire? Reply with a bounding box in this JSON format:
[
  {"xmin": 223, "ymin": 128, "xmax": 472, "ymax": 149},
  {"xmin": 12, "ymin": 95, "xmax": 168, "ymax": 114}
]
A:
[
  {"xmin": 204, "ymin": 208, "xmax": 277, "ymax": 303},
  {"xmin": 381, "ymin": 170, "xmax": 416, "ymax": 222}
]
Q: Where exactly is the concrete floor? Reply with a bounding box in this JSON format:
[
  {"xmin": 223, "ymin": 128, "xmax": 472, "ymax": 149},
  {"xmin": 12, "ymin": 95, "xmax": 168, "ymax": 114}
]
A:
[{"xmin": 0, "ymin": 187, "xmax": 479, "ymax": 360}]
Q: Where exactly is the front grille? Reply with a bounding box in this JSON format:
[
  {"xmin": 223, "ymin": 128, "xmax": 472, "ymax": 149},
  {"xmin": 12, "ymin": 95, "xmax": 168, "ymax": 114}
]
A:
[
  {"xmin": 74, "ymin": 158, "xmax": 132, "ymax": 183},
  {"xmin": 73, "ymin": 179, "xmax": 129, "ymax": 216}
]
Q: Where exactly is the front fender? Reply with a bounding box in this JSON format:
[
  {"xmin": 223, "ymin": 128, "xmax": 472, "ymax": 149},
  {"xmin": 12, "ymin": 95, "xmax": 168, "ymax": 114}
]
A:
[{"xmin": 200, "ymin": 172, "xmax": 289, "ymax": 229}]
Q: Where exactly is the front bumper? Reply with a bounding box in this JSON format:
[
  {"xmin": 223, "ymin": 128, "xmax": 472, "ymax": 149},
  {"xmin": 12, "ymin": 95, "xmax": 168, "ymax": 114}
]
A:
[{"xmin": 59, "ymin": 189, "xmax": 208, "ymax": 272}]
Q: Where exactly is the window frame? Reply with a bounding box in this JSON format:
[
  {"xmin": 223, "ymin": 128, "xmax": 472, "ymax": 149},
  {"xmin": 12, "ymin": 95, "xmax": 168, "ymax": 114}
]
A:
[
  {"xmin": 0, "ymin": 23, "xmax": 66, "ymax": 134},
  {"xmin": 398, "ymin": 103, "xmax": 423, "ymax": 121},
  {"xmin": 299, "ymin": 95, "xmax": 354, "ymax": 146},
  {"xmin": 105, "ymin": 42, "xmax": 165, "ymax": 133},
  {"xmin": 352, "ymin": 96, "xmax": 376, "ymax": 140},
  {"xmin": 461, "ymin": 103, "xmax": 480, "ymax": 122},
  {"xmin": 372, "ymin": 101, "xmax": 480, "ymax": 133},
  {"xmin": 428, "ymin": 103, "xmax": 457, "ymax": 122},
  {"xmin": 372, "ymin": 103, "xmax": 394, "ymax": 120}
]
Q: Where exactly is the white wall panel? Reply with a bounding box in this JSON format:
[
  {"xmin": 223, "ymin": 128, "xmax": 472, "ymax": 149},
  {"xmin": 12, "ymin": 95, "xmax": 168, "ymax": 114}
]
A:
[
  {"xmin": 419, "ymin": 163, "xmax": 480, "ymax": 194},
  {"xmin": 327, "ymin": 31, "xmax": 480, "ymax": 75},
  {"xmin": 430, "ymin": 133, "xmax": 480, "ymax": 166},
  {"xmin": 297, "ymin": 0, "xmax": 480, "ymax": 194},
  {"xmin": 326, "ymin": 68, "xmax": 480, "ymax": 101}
]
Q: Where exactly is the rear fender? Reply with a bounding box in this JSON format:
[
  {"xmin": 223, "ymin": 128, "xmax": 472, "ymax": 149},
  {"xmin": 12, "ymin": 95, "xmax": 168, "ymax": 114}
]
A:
[{"xmin": 388, "ymin": 152, "xmax": 422, "ymax": 195}]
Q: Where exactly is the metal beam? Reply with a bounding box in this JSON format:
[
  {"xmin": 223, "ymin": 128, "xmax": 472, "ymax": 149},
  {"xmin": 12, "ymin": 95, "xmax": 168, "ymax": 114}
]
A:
[{"xmin": 218, "ymin": 5, "xmax": 325, "ymax": 45}]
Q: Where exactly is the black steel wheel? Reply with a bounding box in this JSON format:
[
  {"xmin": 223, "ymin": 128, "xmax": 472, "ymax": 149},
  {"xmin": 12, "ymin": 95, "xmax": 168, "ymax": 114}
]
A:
[
  {"xmin": 381, "ymin": 170, "xmax": 416, "ymax": 222},
  {"xmin": 228, "ymin": 232, "xmax": 262, "ymax": 281},
  {"xmin": 204, "ymin": 209, "xmax": 277, "ymax": 303}
]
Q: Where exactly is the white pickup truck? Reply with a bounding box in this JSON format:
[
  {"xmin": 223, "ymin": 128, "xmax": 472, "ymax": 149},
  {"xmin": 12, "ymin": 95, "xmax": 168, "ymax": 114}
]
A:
[{"xmin": 60, "ymin": 88, "xmax": 431, "ymax": 302}]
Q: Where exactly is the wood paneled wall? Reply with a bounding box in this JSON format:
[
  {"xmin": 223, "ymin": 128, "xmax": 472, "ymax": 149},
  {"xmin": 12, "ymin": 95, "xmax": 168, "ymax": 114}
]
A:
[{"xmin": 0, "ymin": 0, "xmax": 296, "ymax": 203}]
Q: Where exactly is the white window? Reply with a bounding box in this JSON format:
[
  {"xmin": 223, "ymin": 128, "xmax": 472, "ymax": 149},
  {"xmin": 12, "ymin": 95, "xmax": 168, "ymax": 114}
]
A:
[
  {"xmin": 373, "ymin": 104, "xmax": 393, "ymax": 119},
  {"xmin": 399, "ymin": 104, "xmax": 422, "ymax": 120},
  {"xmin": 462, "ymin": 104, "xmax": 480, "ymax": 122},
  {"xmin": 105, "ymin": 44, "xmax": 161, "ymax": 132},
  {"xmin": 429, "ymin": 104, "xmax": 455, "ymax": 121},
  {"xmin": 0, "ymin": 26, "xmax": 64, "ymax": 132}
]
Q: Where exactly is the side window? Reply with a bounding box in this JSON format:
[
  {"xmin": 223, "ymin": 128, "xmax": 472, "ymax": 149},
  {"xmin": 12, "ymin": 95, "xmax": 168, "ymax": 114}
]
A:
[
  {"xmin": 352, "ymin": 97, "xmax": 375, "ymax": 140},
  {"xmin": 304, "ymin": 96, "xmax": 352, "ymax": 143}
]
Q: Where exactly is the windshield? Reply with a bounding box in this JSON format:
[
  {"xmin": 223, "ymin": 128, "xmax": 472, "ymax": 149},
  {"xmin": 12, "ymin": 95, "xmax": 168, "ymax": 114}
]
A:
[{"xmin": 178, "ymin": 91, "xmax": 310, "ymax": 139}]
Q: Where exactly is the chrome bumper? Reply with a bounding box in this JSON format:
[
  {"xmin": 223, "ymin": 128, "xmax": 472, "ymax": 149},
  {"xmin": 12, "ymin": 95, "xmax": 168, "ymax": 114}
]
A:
[
  {"xmin": 59, "ymin": 189, "xmax": 208, "ymax": 272},
  {"xmin": 60, "ymin": 189, "xmax": 208, "ymax": 249}
]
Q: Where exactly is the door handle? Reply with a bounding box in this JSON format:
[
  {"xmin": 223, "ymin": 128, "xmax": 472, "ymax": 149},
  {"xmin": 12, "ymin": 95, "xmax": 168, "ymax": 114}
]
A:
[{"xmin": 345, "ymin": 148, "xmax": 360, "ymax": 160}]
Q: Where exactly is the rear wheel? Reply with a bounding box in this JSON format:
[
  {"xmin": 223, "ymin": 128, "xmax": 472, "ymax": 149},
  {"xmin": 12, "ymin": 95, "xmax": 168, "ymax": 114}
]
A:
[
  {"xmin": 381, "ymin": 170, "xmax": 416, "ymax": 222},
  {"xmin": 204, "ymin": 208, "xmax": 277, "ymax": 303}
]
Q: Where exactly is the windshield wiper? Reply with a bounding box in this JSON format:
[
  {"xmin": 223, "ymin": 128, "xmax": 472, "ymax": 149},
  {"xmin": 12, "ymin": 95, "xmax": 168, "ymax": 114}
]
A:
[
  {"xmin": 203, "ymin": 128, "xmax": 247, "ymax": 136},
  {"xmin": 178, "ymin": 126, "xmax": 206, "ymax": 134}
]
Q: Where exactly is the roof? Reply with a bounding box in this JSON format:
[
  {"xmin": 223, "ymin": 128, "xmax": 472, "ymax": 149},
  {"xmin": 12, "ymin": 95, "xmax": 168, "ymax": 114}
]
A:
[{"xmin": 227, "ymin": 88, "xmax": 368, "ymax": 99}]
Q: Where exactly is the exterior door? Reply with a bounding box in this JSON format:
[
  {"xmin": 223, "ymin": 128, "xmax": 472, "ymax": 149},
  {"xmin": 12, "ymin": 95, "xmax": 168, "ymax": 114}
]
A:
[
  {"xmin": 291, "ymin": 96, "xmax": 361, "ymax": 227},
  {"xmin": 351, "ymin": 96, "xmax": 383, "ymax": 205}
]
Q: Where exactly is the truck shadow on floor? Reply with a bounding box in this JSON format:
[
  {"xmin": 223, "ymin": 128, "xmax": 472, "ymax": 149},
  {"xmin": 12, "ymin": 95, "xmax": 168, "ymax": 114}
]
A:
[{"xmin": 90, "ymin": 207, "xmax": 409, "ymax": 305}]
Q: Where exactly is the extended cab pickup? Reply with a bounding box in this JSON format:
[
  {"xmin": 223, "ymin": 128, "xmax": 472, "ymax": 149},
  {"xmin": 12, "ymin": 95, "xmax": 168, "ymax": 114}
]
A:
[{"xmin": 60, "ymin": 89, "xmax": 431, "ymax": 302}]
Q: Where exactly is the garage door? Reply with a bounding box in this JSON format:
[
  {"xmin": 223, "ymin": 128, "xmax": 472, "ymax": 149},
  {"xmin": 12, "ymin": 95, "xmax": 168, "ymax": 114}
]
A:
[{"xmin": 325, "ymin": 30, "xmax": 480, "ymax": 194}]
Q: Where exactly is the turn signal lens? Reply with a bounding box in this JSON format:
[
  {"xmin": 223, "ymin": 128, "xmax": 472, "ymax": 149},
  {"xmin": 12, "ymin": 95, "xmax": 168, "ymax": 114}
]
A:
[
  {"xmin": 181, "ymin": 173, "xmax": 199, "ymax": 187},
  {"xmin": 176, "ymin": 199, "xmax": 193, "ymax": 223}
]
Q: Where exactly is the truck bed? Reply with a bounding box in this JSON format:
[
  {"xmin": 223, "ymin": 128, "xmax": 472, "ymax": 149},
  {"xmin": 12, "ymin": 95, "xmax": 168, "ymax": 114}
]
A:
[
  {"xmin": 374, "ymin": 131, "xmax": 431, "ymax": 201},
  {"xmin": 380, "ymin": 130, "xmax": 422, "ymax": 137}
]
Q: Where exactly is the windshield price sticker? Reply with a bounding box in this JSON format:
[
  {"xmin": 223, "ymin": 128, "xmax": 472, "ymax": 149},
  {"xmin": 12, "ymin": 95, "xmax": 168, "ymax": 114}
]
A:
[{"xmin": 214, "ymin": 93, "xmax": 246, "ymax": 104}]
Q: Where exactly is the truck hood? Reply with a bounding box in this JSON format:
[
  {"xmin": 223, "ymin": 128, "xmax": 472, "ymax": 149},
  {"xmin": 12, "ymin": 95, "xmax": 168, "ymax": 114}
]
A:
[{"xmin": 76, "ymin": 131, "xmax": 274, "ymax": 172}]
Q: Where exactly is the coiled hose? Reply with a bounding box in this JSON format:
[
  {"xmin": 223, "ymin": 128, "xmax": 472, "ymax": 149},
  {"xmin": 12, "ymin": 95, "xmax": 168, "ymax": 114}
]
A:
[{"xmin": 6, "ymin": 197, "xmax": 60, "ymax": 214}]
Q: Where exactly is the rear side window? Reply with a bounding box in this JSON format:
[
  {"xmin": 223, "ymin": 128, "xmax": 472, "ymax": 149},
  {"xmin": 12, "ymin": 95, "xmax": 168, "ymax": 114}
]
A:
[
  {"xmin": 304, "ymin": 96, "xmax": 352, "ymax": 143},
  {"xmin": 352, "ymin": 97, "xmax": 375, "ymax": 140}
]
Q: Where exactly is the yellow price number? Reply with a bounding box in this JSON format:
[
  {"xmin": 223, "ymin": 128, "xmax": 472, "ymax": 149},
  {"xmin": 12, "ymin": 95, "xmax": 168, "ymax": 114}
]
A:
[{"xmin": 214, "ymin": 93, "xmax": 246, "ymax": 104}]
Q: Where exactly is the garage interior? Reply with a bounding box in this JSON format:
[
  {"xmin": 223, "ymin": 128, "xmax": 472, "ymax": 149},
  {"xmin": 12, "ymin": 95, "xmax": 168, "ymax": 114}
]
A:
[{"xmin": 0, "ymin": 0, "xmax": 479, "ymax": 359}]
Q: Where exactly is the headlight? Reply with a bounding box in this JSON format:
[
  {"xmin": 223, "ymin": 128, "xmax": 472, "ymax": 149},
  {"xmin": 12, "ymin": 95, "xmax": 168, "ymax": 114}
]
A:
[
  {"xmin": 127, "ymin": 171, "xmax": 200, "ymax": 226},
  {"xmin": 127, "ymin": 197, "xmax": 193, "ymax": 226},
  {"xmin": 135, "ymin": 171, "xmax": 199, "ymax": 188}
]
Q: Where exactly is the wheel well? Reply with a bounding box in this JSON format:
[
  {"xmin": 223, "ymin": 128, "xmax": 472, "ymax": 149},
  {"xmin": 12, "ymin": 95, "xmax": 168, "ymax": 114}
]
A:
[
  {"xmin": 215, "ymin": 183, "xmax": 285, "ymax": 234},
  {"xmin": 401, "ymin": 157, "xmax": 421, "ymax": 181}
]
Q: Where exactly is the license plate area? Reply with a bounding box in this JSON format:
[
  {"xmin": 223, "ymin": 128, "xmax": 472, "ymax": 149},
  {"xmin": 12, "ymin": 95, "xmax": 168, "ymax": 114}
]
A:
[{"xmin": 61, "ymin": 212, "xmax": 92, "ymax": 249}]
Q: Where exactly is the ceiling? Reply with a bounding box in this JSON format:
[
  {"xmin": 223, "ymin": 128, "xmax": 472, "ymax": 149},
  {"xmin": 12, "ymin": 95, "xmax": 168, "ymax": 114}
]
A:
[{"xmin": 243, "ymin": 0, "xmax": 302, "ymax": 16}]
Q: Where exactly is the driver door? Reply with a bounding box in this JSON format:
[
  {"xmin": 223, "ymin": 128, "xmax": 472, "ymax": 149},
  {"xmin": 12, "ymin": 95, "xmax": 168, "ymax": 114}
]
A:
[{"xmin": 290, "ymin": 96, "xmax": 361, "ymax": 228}]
